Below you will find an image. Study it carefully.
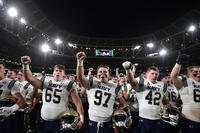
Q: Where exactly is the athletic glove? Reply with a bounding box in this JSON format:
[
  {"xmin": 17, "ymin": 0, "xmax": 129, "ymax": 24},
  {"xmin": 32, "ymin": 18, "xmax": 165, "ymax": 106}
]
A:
[{"xmin": 176, "ymin": 54, "xmax": 190, "ymax": 65}]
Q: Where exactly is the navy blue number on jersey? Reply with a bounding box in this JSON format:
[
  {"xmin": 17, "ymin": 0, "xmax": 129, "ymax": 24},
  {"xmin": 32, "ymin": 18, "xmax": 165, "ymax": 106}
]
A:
[
  {"xmin": 45, "ymin": 87, "xmax": 62, "ymax": 104},
  {"xmin": 193, "ymin": 89, "xmax": 200, "ymax": 102},
  {"xmin": 145, "ymin": 90, "xmax": 161, "ymax": 105},
  {"xmin": 94, "ymin": 90, "xmax": 111, "ymax": 107},
  {"xmin": 169, "ymin": 92, "xmax": 177, "ymax": 102}
]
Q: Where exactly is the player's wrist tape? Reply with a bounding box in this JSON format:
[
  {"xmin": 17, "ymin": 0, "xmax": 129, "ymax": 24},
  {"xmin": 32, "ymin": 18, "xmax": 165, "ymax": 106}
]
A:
[
  {"xmin": 174, "ymin": 63, "xmax": 181, "ymax": 68},
  {"xmin": 80, "ymin": 114, "xmax": 84, "ymax": 122},
  {"xmin": 125, "ymin": 69, "xmax": 131, "ymax": 74},
  {"xmin": 22, "ymin": 64, "xmax": 30, "ymax": 70},
  {"xmin": 88, "ymin": 71, "xmax": 91, "ymax": 76},
  {"xmin": 77, "ymin": 60, "xmax": 83, "ymax": 66},
  {"xmin": 10, "ymin": 104, "xmax": 19, "ymax": 111},
  {"xmin": 132, "ymin": 66, "xmax": 136, "ymax": 73}
]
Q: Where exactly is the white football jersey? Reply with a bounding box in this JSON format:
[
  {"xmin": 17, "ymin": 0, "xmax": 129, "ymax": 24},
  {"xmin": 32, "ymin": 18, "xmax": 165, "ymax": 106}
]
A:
[
  {"xmin": 19, "ymin": 80, "xmax": 34, "ymax": 98},
  {"xmin": 41, "ymin": 76, "xmax": 76, "ymax": 121},
  {"xmin": 164, "ymin": 84, "xmax": 180, "ymax": 106},
  {"xmin": 135, "ymin": 77, "xmax": 164, "ymax": 120},
  {"xmin": 86, "ymin": 76, "xmax": 122, "ymax": 122},
  {"xmin": 120, "ymin": 82, "xmax": 132, "ymax": 93},
  {"xmin": 128, "ymin": 89, "xmax": 139, "ymax": 112},
  {"xmin": 0, "ymin": 78, "xmax": 20, "ymax": 96},
  {"xmin": 179, "ymin": 77, "xmax": 200, "ymax": 122}
]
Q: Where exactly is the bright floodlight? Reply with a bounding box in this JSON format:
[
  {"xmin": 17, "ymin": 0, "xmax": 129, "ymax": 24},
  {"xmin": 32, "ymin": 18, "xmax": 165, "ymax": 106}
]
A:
[
  {"xmin": 55, "ymin": 38, "xmax": 62, "ymax": 45},
  {"xmin": 159, "ymin": 49, "xmax": 167, "ymax": 56},
  {"xmin": 134, "ymin": 63, "xmax": 139, "ymax": 66},
  {"xmin": 41, "ymin": 43, "xmax": 50, "ymax": 53},
  {"xmin": 0, "ymin": 0, "xmax": 3, "ymax": 6},
  {"xmin": 7, "ymin": 7, "xmax": 18, "ymax": 18},
  {"xmin": 68, "ymin": 42, "xmax": 73, "ymax": 47},
  {"xmin": 134, "ymin": 45, "xmax": 141, "ymax": 50},
  {"xmin": 146, "ymin": 43, "xmax": 154, "ymax": 48},
  {"xmin": 188, "ymin": 25, "xmax": 196, "ymax": 32},
  {"xmin": 20, "ymin": 18, "xmax": 26, "ymax": 25},
  {"xmin": 68, "ymin": 42, "xmax": 77, "ymax": 48}
]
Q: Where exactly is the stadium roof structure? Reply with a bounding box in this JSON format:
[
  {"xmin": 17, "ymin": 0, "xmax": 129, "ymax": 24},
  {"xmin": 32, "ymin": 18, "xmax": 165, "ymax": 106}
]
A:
[{"xmin": 0, "ymin": 0, "xmax": 200, "ymax": 74}]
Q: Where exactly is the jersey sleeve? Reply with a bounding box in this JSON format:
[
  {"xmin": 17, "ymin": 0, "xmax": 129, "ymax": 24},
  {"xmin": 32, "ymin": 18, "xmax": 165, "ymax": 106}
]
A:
[
  {"xmin": 115, "ymin": 84, "xmax": 122, "ymax": 99},
  {"xmin": 179, "ymin": 77, "xmax": 189, "ymax": 95},
  {"xmin": 27, "ymin": 84, "xmax": 34, "ymax": 95},
  {"xmin": 67, "ymin": 80, "xmax": 76, "ymax": 92},
  {"xmin": 42, "ymin": 76, "xmax": 50, "ymax": 88},
  {"xmin": 87, "ymin": 76, "xmax": 98, "ymax": 89},
  {"xmin": 11, "ymin": 80, "xmax": 21, "ymax": 95},
  {"xmin": 134, "ymin": 76, "xmax": 145, "ymax": 92}
]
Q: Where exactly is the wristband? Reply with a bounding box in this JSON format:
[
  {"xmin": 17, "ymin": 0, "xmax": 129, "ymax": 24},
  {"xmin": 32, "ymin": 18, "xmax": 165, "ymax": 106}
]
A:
[
  {"xmin": 10, "ymin": 104, "xmax": 19, "ymax": 111},
  {"xmin": 77, "ymin": 60, "xmax": 83, "ymax": 66},
  {"xmin": 80, "ymin": 114, "xmax": 84, "ymax": 122},
  {"xmin": 132, "ymin": 65, "xmax": 136, "ymax": 73},
  {"xmin": 174, "ymin": 63, "xmax": 181, "ymax": 68},
  {"xmin": 125, "ymin": 69, "xmax": 131, "ymax": 74},
  {"xmin": 22, "ymin": 64, "xmax": 30, "ymax": 70}
]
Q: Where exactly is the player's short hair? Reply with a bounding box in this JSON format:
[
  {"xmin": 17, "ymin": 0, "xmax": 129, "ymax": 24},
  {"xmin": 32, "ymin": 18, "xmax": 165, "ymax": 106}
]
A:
[
  {"xmin": 17, "ymin": 69, "xmax": 23, "ymax": 73},
  {"xmin": 146, "ymin": 66, "xmax": 159, "ymax": 72},
  {"xmin": 97, "ymin": 65, "xmax": 110, "ymax": 72},
  {"xmin": 8, "ymin": 69, "xmax": 18, "ymax": 75},
  {"xmin": 187, "ymin": 66, "xmax": 199, "ymax": 72},
  {"xmin": 54, "ymin": 64, "xmax": 66, "ymax": 71},
  {"xmin": 119, "ymin": 73, "xmax": 125, "ymax": 77}
]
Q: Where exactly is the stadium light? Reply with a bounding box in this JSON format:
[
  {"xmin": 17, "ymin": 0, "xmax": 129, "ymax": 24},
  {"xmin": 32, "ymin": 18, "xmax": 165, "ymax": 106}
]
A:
[
  {"xmin": 68, "ymin": 42, "xmax": 77, "ymax": 48},
  {"xmin": 134, "ymin": 45, "xmax": 141, "ymax": 50},
  {"xmin": 7, "ymin": 7, "xmax": 18, "ymax": 18},
  {"xmin": 159, "ymin": 49, "xmax": 167, "ymax": 56},
  {"xmin": 20, "ymin": 18, "xmax": 26, "ymax": 25},
  {"xmin": 146, "ymin": 42, "xmax": 154, "ymax": 48},
  {"xmin": 134, "ymin": 63, "xmax": 139, "ymax": 66},
  {"xmin": 41, "ymin": 43, "xmax": 50, "ymax": 53},
  {"xmin": 55, "ymin": 38, "xmax": 62, "ymax": 45},
  {"xmin": 188, "ymin": 25, "xmax": 196, "ymax": 32},
  {"xmin": 0, "ymin": 0, "xmax": 3, "ymax": 6}
]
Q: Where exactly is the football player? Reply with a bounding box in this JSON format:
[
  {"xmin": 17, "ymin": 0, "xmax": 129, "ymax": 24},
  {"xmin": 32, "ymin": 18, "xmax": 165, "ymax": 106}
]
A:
[
  {"xmin": 0, "ymin": 61, "xmax": 26, "ymax": 133},
  {"xmin": 170, "ymin": 54, "xmax": 200, "ymax": 133},
  {"xmin": 76, "ymin": 52, "xmax": 132, "ymax": 133},
  {"xmin": 123, "ymin": 61, "xmax": 165, "ymax": 133},
  {"xmin": 160, "ymin": 73, "xmax": 182, "ymax": 133},
  {"xmin": 21, "ymin": 56, "xmax": 84, "ymax": 133}
]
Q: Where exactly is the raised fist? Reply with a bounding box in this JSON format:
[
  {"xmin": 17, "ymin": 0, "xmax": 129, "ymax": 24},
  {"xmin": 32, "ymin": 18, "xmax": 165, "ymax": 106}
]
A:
[
  {"xmin": 176, "ymin": 54, "xmax": 190, "ymax": 65},
  {"xmin": 21, "ymin": 56, "xmax": 31, "ymax": 65},
  {"xmin": 122, "ymin": 61, "xmax": 133, "ymax": 70},
  {"xmin": 76, "ymin": 52, "xmax": 86, "ymax": 61}
]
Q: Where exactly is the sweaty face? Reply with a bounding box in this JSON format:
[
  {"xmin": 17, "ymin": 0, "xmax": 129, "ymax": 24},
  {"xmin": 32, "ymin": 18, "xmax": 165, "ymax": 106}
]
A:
[
  {"xmin": 6, "ymin": 71, "xmax": 16, "ymax": 79},
  {"xmin": 97, "ymin": 67, "xmax": 110, "ymax": 83},
  {"xmin": 162, "ymin": 76, "xmax": 171, "ymax": 85},
  {"xmin": 146, "ymin": 70, "xmax": 159, "ymax": 83},
  {"xmin": 189, "ymin": 67, "xmax": 200, "ymax": 81},
  {"xmin": 119, "ymin": 76, "xmax": 127, "ymax": 84},
  {"xmin": 17, "ymin": 72, "xmax": 24, "ymax": 81},
  {"xmin": 112, "ymin": 77, "xmax": 118, "ymax": 83},
  {"xmin": 53, "ymin": 67, "xmax": 64, "ymax": 81}
]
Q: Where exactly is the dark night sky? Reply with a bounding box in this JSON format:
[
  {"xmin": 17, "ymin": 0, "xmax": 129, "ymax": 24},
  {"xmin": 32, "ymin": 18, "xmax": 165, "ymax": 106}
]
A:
[{"xmin": 34, "ymin": 0, "xmax": 199, "ymax": 38}]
